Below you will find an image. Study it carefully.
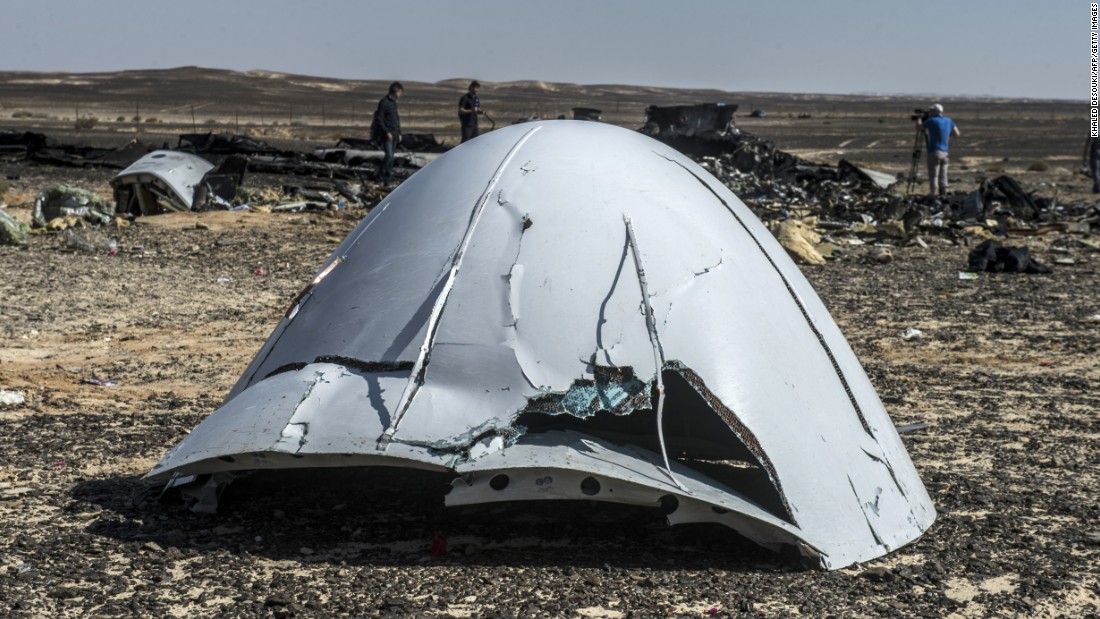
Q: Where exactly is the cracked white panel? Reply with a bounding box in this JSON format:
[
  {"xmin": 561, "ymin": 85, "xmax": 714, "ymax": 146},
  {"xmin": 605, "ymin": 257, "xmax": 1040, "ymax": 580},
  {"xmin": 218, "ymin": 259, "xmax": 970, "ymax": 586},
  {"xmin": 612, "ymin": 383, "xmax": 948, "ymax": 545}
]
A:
[
  {"xmin": 396, "ymin": 343, "xmax": 534, "ymax": 448},
  {"xmin": 151, "ymin": 121, "xmax": 934, "ymax": 570},
  {"xmin": 450, "ymin": 430, "xmax": 810, "ymax": 557},
  {"xmin": 271, "ymin": 368, "xmax": 332, "ymax": 453},
  {"xmin": 382, "ymin": 150, "xmax": 537, "ymax": 446},
  {"xmin": 507, "ymin": 203, "xmax": 652, "ymax": 377},
  {"xmin": 453, "ymin": 430, "xmax": 792, "ymax": 528},
  {"xmin": 505, "ymin": 263, "xmax": 524, "ymax": 327},
  {"xmin": 150, "ymin": 364, "xmax": 438, "ymax": 476},
  {"xmin": 113, "ymin": 150, "xmax": 214, "ymax": 209},
  {"xmin": 389, "ymin": 124, "xmax": 726, "ymax": 446},
  {"xmin": 847, "ymin": 439, "xmax": 935, "ymax": 551},
  {"xmin": 649, "ymin": 154, "xmax": 934, "ymax": 566},
  {"xmin": 236, "ymin": 135, "xmax": 527, "ymax": 390},
  {"xmin": 151, "ymin": 369, "xmax": 307, "ymax": 475},
  {"xmin": 290, "ymin": 366, "xmax": 409, "ymax": 455},
  {"xmin": 680, "ymin": 161, "xmax": 921, "ymax": 447},
  {"xmin": 448, "ymin": 466, "xmax": 809, "ymax": 557},
  {"xmin": 491, "ymin": 125, "xmax": 720, "ymax": 384}
]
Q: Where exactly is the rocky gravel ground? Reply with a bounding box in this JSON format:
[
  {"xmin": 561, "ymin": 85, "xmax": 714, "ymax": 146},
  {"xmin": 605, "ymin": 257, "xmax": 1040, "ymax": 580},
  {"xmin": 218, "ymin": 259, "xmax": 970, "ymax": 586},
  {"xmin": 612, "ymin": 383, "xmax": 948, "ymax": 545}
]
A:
[{"xmin": 1, "ymin": 166, "xmax": 1099, "ymax": 617}]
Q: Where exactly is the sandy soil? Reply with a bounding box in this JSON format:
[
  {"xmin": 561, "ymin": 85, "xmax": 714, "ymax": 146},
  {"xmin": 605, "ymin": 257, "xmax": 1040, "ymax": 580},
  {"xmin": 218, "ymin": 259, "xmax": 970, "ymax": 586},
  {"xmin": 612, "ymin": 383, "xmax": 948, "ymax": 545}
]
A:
[{"xmin": 0, "ymin": 69, "xmax": 1097, "ymax": 617}]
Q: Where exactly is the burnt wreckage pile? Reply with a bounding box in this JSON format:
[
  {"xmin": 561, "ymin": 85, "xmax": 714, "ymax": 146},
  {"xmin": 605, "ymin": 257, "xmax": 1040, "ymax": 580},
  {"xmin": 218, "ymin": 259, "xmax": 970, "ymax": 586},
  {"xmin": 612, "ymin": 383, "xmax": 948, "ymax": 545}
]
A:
[
  {"xmin": 177, "ymin": 132, "xmax": 445, "ymax": 181},
  {"xmin": 640, "ymin": 104, "xmax": 1096, "ymax": 230},
  {"xmin": 1, "ymin": 130, "xmax": 155, "ymax": 169},
  {"xmin": 0, "ymin": 129, "xmax": 448, "ymax": 216}
]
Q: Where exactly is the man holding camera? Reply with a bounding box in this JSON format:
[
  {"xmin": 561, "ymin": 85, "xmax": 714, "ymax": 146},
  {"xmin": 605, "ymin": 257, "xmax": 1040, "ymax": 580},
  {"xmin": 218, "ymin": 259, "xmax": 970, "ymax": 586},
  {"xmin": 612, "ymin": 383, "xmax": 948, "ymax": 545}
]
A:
[{"xmin": 918, "ymin": 103, "xmax": 960, "ymax": 198}]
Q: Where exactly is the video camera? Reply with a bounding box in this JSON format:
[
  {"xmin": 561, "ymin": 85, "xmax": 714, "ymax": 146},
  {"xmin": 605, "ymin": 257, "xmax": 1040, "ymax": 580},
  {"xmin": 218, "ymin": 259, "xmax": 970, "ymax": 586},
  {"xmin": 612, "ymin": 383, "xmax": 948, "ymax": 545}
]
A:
[{"xmin": 905, "ymin": 109, "xmax": 929, "ymax": 194}]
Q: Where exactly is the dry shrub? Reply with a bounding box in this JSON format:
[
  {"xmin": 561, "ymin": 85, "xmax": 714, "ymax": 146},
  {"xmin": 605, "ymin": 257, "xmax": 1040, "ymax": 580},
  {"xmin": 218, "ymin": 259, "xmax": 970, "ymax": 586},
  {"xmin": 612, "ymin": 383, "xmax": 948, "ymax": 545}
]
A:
[
  {"xmin": 252, "ymin": 126, "xmax": 295, "ymax": 139},
  {"xmin": 1027, "ymin": 160, "xmax": 1052, "ymax": 172}
]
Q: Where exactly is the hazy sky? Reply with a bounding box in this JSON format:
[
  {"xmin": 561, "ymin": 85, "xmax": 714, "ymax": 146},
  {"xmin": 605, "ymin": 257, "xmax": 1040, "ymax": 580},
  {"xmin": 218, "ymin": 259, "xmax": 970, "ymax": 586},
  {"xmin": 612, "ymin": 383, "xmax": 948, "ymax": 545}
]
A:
[{"xmin": 0, "ymin": 1, "xmax": 1082, "ymax": 100}]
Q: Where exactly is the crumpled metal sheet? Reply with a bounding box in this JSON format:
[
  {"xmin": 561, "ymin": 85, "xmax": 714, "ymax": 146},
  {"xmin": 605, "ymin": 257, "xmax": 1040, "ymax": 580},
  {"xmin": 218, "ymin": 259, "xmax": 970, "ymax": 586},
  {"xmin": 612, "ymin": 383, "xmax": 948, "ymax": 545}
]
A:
[
  {"xmin": 111, "ymin": 150, "xmax": 213, "ymax": 213},
  {"xmin": 642, "ymin": 103, "xmax": 738, "ymax": 135},
  {"xmin": 31, "ymin": 184, "xmax": 115, "ymax": 228},
  {"xmin": 178, "ymin": 132, "xmax": 277, "ymax": 156},
  {"xmin": 0, "ymin": 208, "xmax": 31, "ymax": 246},
  {"xmin": 0, "ymin": 130, "xmax": 51, "ymax": 158},
  {"xmin": 149, "ymin": 121, "xmax": 935, "ymax": 569},
  {"xmin": 838, "ymin": 159, "xmax": 898, "ymax": 190}
]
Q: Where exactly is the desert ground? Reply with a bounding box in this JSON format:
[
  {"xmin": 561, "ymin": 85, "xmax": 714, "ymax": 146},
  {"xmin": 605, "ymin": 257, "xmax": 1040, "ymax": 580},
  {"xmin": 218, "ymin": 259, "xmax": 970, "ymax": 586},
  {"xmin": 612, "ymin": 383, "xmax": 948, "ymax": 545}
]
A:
[{"xmin": 0, "ymin": 69, "xmax": 1097, "ymax": 618}]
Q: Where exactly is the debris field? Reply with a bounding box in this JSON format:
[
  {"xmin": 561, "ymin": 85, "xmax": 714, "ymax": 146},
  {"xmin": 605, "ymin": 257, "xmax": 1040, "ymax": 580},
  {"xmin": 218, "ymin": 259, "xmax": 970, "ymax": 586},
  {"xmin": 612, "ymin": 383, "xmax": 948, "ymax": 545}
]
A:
[{"xmin": 0, "ymin": 78, "xmax": 1097, "ymax": 618}]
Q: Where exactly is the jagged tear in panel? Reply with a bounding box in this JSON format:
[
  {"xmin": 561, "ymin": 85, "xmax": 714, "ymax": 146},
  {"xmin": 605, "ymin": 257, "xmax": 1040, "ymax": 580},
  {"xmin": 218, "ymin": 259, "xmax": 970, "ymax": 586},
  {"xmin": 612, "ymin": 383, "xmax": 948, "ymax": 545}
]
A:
[
  {"xmin": 523, "ymin": 364, "xmax": 650, "ymax": 419},
  {"xmin": 149, "ymin": 121, "xmax": 935, "ymax": 570},
  {"xmin": 516, "ymin": 363, "xmax": 793, "ymax": 523}
]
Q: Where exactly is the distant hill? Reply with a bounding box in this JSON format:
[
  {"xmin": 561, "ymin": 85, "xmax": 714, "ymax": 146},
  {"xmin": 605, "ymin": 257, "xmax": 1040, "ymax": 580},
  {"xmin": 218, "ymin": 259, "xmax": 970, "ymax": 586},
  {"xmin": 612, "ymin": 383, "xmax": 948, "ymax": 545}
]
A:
[
  {"xmin": 0, "ymin": 67, "xmax": 1080, "ymax": 156},
  {"xmin": 0, "ymin": 66, "xmax": 992, "ymax": 130}
]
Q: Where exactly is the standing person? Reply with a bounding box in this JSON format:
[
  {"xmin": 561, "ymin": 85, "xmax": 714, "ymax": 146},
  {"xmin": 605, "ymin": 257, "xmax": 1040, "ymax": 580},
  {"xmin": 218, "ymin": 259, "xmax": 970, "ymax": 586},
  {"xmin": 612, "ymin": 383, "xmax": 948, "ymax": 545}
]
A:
[
  {"xmin": 458, "ymin": 81, "xmax": 483, "ymax": 143},
  {"xmin": 1082, "ymin": 135, "xmax": 1100, "ymax": 193},
  {"xmin": 918, "ymin": 103, "xmax": 960, "ymax": 198},
  {"xmin": 372, "ymin": 81, "xmax": 403, "ymax": 185}
]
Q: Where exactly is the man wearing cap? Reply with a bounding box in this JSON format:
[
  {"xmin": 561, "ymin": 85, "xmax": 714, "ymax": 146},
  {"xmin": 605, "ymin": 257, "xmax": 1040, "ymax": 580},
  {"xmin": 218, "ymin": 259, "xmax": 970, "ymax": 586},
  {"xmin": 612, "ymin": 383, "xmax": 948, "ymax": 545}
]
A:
[{"xmin": 919, "ymin": 103, "xmax": 960, "ymax": 198}]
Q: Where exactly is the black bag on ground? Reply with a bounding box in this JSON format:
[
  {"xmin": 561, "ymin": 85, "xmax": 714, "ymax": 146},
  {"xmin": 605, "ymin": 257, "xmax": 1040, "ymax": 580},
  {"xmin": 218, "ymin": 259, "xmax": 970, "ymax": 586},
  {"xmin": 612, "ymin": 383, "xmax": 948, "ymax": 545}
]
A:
[{"xmin": 967, "ymin": 239, "xmax": 1051, "ymax": 274}]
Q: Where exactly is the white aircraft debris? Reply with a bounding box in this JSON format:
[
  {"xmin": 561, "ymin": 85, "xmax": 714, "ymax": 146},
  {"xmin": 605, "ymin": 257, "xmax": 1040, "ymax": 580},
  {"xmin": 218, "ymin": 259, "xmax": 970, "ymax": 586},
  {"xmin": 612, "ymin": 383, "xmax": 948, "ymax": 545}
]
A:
[{"xmin": 149, "ymin": 121, "xmax": 935, "ymax": 570}]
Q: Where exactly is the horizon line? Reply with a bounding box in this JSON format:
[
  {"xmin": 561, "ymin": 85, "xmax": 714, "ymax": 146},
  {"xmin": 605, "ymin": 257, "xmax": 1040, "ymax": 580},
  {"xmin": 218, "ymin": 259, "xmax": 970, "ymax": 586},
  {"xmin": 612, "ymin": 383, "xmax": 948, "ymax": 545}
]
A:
[{"xmin": 0, "ymin": 66, "xmax": 1084, "ymax": 104}]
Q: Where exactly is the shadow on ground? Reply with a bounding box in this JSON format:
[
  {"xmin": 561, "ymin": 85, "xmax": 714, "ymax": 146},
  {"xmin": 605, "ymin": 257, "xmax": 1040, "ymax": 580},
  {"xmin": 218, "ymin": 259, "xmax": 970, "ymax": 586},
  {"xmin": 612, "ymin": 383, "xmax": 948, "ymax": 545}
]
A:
[{"xmin": 70, "ymin": 467, "xmax": 797, "ymax": 572}]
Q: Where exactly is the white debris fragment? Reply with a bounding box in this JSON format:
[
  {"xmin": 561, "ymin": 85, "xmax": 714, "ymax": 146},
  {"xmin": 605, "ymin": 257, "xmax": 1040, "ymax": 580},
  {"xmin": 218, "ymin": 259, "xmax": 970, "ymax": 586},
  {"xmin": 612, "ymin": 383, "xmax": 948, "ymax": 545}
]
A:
[
  {"xmin": 148, "ymin": 121, "xmax": 935, "ymax": 571},
  {"xmin": 870, "ymin": 246, "xmax": 893, "ymax": 264},
  {"xmin": 0, "ymin": 390, "xmax": 26, "ymax": 408},
  {"xmin": 901, "ymin": 328, "xmax": 924, "ymax": 341}
]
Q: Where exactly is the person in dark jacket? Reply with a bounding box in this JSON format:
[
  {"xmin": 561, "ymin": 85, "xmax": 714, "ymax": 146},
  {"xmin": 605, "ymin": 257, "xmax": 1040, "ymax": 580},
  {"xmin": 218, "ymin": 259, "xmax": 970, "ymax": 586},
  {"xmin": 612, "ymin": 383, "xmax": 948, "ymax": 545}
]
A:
[
  {"xmin": 458, "ymin": 81, "xmax": 483, "ymax": 143},
  {"xmin": 1082, "ymin": 135, "xmax": 1100, "ymax": 193},
  {"xmin": 372, "ymin": 81, "xmax": 403, "ymax": 184}
]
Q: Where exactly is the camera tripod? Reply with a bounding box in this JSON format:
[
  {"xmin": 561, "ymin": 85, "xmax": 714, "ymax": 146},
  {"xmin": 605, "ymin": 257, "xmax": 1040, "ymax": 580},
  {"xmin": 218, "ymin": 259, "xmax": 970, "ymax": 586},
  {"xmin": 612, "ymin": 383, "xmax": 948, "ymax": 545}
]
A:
[{"xmin": 906, "ymin": 125, "xmax": 925, "ymax": 195}]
